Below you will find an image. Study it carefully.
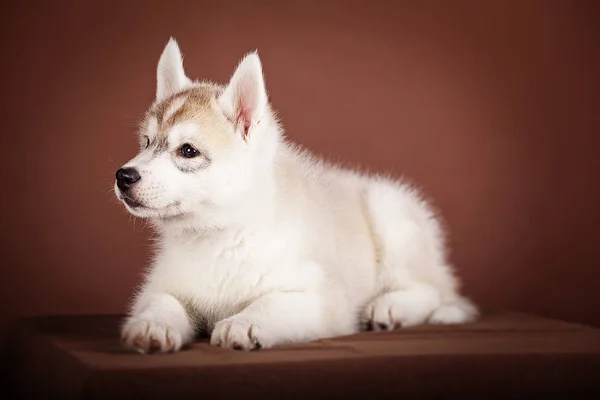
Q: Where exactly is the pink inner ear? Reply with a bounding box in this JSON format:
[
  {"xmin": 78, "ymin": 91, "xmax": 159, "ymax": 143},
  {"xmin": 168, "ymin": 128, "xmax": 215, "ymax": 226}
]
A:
[
  {"xmin": 244, "ymin": 120, "xmax": 251, "ymax": 136},
  {"xmin": 235, "ymin": 107, "xmax": 252, "ymax": 138},
  {"xmin": 228, "ymin": 70, "xmax": 262, "ymax": 139}
]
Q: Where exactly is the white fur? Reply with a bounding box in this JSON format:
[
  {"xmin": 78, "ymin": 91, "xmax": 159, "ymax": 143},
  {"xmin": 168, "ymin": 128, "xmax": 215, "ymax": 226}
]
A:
[
  {"xmin": 156, "ymin": 38, "xmax": 192, "ymax": 102},
  {"xmin": 117, "ymin": 38, "xmax": 478, "ymax": 353}
]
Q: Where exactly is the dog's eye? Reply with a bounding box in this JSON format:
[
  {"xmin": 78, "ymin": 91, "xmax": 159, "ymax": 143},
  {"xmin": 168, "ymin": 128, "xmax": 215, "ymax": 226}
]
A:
[
  {"xmin": 143, "ymin": 136, "xmax": 150, "ymax": 148},
  {"xmin": 180, "ymin": 143, "xmax": 199, "ymax": 158}
]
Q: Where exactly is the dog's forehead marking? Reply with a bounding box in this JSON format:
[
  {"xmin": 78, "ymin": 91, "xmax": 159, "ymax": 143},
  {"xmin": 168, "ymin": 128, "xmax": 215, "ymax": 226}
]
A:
[
  {"xmin": 151, "ymin": 88, "xmax": 209, "ymax": 124},
  {"xmin": 147, "ymin": 85, "xmax": 234, "ymax": 151},
  {"xmin": 162, "ymin": 96, "xmax": 188, "ymax": 125}
]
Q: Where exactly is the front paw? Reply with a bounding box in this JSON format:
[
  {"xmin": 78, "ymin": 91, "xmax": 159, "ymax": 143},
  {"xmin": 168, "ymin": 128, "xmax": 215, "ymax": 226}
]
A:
[
  {"xmin": 210, "ymin": 316, "xmax": 263, "ymax": 351},
  {"xmin": 121, "ymin": 317, "xmax": 187, "ymax": 354}
]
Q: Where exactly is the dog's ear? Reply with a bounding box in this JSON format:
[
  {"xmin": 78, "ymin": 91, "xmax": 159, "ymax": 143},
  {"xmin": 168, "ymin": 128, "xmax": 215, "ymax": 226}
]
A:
[
  {"xmin": 218, "ymin": 51, "xmax": 267, "ymax": 140},
  {"xmin": 156, "ymin": 38, "xmax": 191, "ymax": 102}
]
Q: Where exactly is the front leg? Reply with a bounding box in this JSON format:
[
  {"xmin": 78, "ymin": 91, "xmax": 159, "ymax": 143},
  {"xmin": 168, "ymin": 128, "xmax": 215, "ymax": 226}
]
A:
[
  {"xmin": 210, "ymin": 291, "xmax": 348, "ymax": 350},
  {"xmin": 121, "ymin": 292, "xmax": 195, "ymax": 354}
]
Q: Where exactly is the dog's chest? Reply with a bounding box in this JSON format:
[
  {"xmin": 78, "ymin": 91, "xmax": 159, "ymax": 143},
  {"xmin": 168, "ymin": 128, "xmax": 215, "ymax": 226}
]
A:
[{"xmin": 154, "ymin": 230, "xmax": 289, "ymax": 324}]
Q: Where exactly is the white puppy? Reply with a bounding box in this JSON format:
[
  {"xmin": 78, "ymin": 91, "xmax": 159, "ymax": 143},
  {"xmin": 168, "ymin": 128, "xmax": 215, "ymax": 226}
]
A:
[{"xmin": 115, "ymin": 38, "xmax": 478, "ymax": 353}]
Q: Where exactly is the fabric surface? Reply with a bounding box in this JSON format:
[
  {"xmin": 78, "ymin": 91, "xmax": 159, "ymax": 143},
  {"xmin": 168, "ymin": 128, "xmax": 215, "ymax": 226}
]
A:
[{"xmin": 4, "ymin": 311, "xmax": 600, "ymax": 399}]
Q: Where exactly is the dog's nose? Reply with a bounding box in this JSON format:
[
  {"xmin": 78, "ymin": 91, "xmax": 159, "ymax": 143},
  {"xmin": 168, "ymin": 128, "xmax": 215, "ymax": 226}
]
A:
[{"xmin": 116, "ymin": 167, "xmax": 141, "ymax": 191}]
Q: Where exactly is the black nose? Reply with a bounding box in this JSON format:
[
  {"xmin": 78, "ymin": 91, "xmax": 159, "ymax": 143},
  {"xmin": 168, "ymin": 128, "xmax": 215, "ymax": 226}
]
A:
[{"xmin": 116, "ymin": 167, "xmax": 141, "ymax": 191}]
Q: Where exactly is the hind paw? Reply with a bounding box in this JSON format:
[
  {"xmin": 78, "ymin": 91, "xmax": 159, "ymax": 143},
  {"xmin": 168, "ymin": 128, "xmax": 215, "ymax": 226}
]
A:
[
  {"xmin": 428, "ymin": 298, "xmax": 479, "ymax": 325},
  {"xmin": 362, "ymin": 288, "xmax": 440, "ymax": 331}
]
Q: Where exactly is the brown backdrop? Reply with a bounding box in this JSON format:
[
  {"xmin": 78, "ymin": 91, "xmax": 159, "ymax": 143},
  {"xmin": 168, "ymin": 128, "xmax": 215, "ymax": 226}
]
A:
[{"xmin": 1, "ymin": 0, "xmax": 599, "ymax": 347}]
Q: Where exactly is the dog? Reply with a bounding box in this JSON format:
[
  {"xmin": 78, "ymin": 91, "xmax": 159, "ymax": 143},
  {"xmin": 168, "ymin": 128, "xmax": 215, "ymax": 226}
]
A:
[{"xmin": 115, "ymin": 38, "xmax": 478, "ymax": 353}]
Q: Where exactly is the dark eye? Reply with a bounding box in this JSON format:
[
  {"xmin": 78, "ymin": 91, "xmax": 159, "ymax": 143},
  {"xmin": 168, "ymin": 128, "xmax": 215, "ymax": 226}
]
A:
[
  {"xmin": 143, "ymin": 136, "xmax": 150, "ymax": 148},
  {"xmin": 180, "ymin": 143, "xmax": 199, "ymax": 158}
]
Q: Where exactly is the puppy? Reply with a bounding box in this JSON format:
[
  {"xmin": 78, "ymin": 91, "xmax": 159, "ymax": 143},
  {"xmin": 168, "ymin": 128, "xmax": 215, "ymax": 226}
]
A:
[{"xmin": 115, "ymin": 38, "xmax": 478, "ymax": 353}]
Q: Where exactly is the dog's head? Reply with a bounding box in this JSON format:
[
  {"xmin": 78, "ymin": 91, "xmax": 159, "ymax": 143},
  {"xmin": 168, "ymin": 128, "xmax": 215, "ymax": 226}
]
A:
[{"xmin": 115, "ymin": 39, "xmax": 276, "ymax": 225}]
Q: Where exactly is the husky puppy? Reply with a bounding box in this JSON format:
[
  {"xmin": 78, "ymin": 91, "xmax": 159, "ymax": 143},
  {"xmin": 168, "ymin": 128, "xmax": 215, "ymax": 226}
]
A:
[{"xmin": 115, "ymin": 38, "xmax": 478, "ymax": 353}]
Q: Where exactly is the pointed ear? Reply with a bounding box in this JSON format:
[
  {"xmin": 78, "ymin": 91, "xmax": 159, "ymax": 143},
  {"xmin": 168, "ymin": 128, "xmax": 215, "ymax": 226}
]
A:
[
  {"xmin": 156, "ymin": 38, "xmax": 191, "ymax": 102},
  {"xmin": 218, "ymin": 51, "xmax": 268, "ymax": 140}
]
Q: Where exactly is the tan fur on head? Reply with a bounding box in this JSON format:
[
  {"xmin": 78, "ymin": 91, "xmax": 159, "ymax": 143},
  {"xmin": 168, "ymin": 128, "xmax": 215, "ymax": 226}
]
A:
[{"xmin": 142, "ymin": 84, "xmax": 235, "ymax": 154}]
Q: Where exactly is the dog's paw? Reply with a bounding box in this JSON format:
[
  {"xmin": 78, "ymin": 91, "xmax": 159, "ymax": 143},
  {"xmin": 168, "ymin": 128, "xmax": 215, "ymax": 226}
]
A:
[
  {"xmin": 363, "ymin": 289, "xmax": 439, "ymax": 331},
  {"xmin": 428, "ymin": 297, "xmax": 479, "ymax": 325},
  {"xmin": 210, "ymin": 316, "xmax": 263, "ymax": 351},
  {"xmin": 121, "ymin": 317, "xmax": 186, "ymax": 354}
]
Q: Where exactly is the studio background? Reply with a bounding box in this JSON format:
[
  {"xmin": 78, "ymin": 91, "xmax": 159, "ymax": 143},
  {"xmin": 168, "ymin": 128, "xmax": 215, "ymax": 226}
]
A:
[{"xmin": 1, "ymin": 0, "xmax": 599, "ymax": 349}]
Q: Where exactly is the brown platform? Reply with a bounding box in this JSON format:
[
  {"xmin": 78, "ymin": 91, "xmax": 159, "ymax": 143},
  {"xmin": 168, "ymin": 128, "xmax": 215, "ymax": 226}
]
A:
[{"xmin": 4, "ymin": 311, "xmax": 600, "ymax": 399}]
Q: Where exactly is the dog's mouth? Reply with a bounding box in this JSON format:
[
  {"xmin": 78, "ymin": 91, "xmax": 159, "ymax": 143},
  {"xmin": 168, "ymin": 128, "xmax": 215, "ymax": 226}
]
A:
[
  {"xmin": 120, "ymin": 195, "xmax": 181, "ymax": 214},
  {"xmin": 122, "ymin": 196, "xmax": 145, "ymax": 209},
  {"xmin": 117, "ymin": 190, "xmax": 182, "ymax": 218}
]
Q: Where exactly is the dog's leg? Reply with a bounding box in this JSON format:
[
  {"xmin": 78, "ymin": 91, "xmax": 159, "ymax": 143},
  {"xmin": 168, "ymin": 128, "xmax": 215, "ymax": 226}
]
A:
[
  {"xmin": 210, "ymin": 291, "xmax": 351, "ymax": 350},
  {"xmin": 121, "ymin": 292, "xmax": 195, "ymax": 354}
]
